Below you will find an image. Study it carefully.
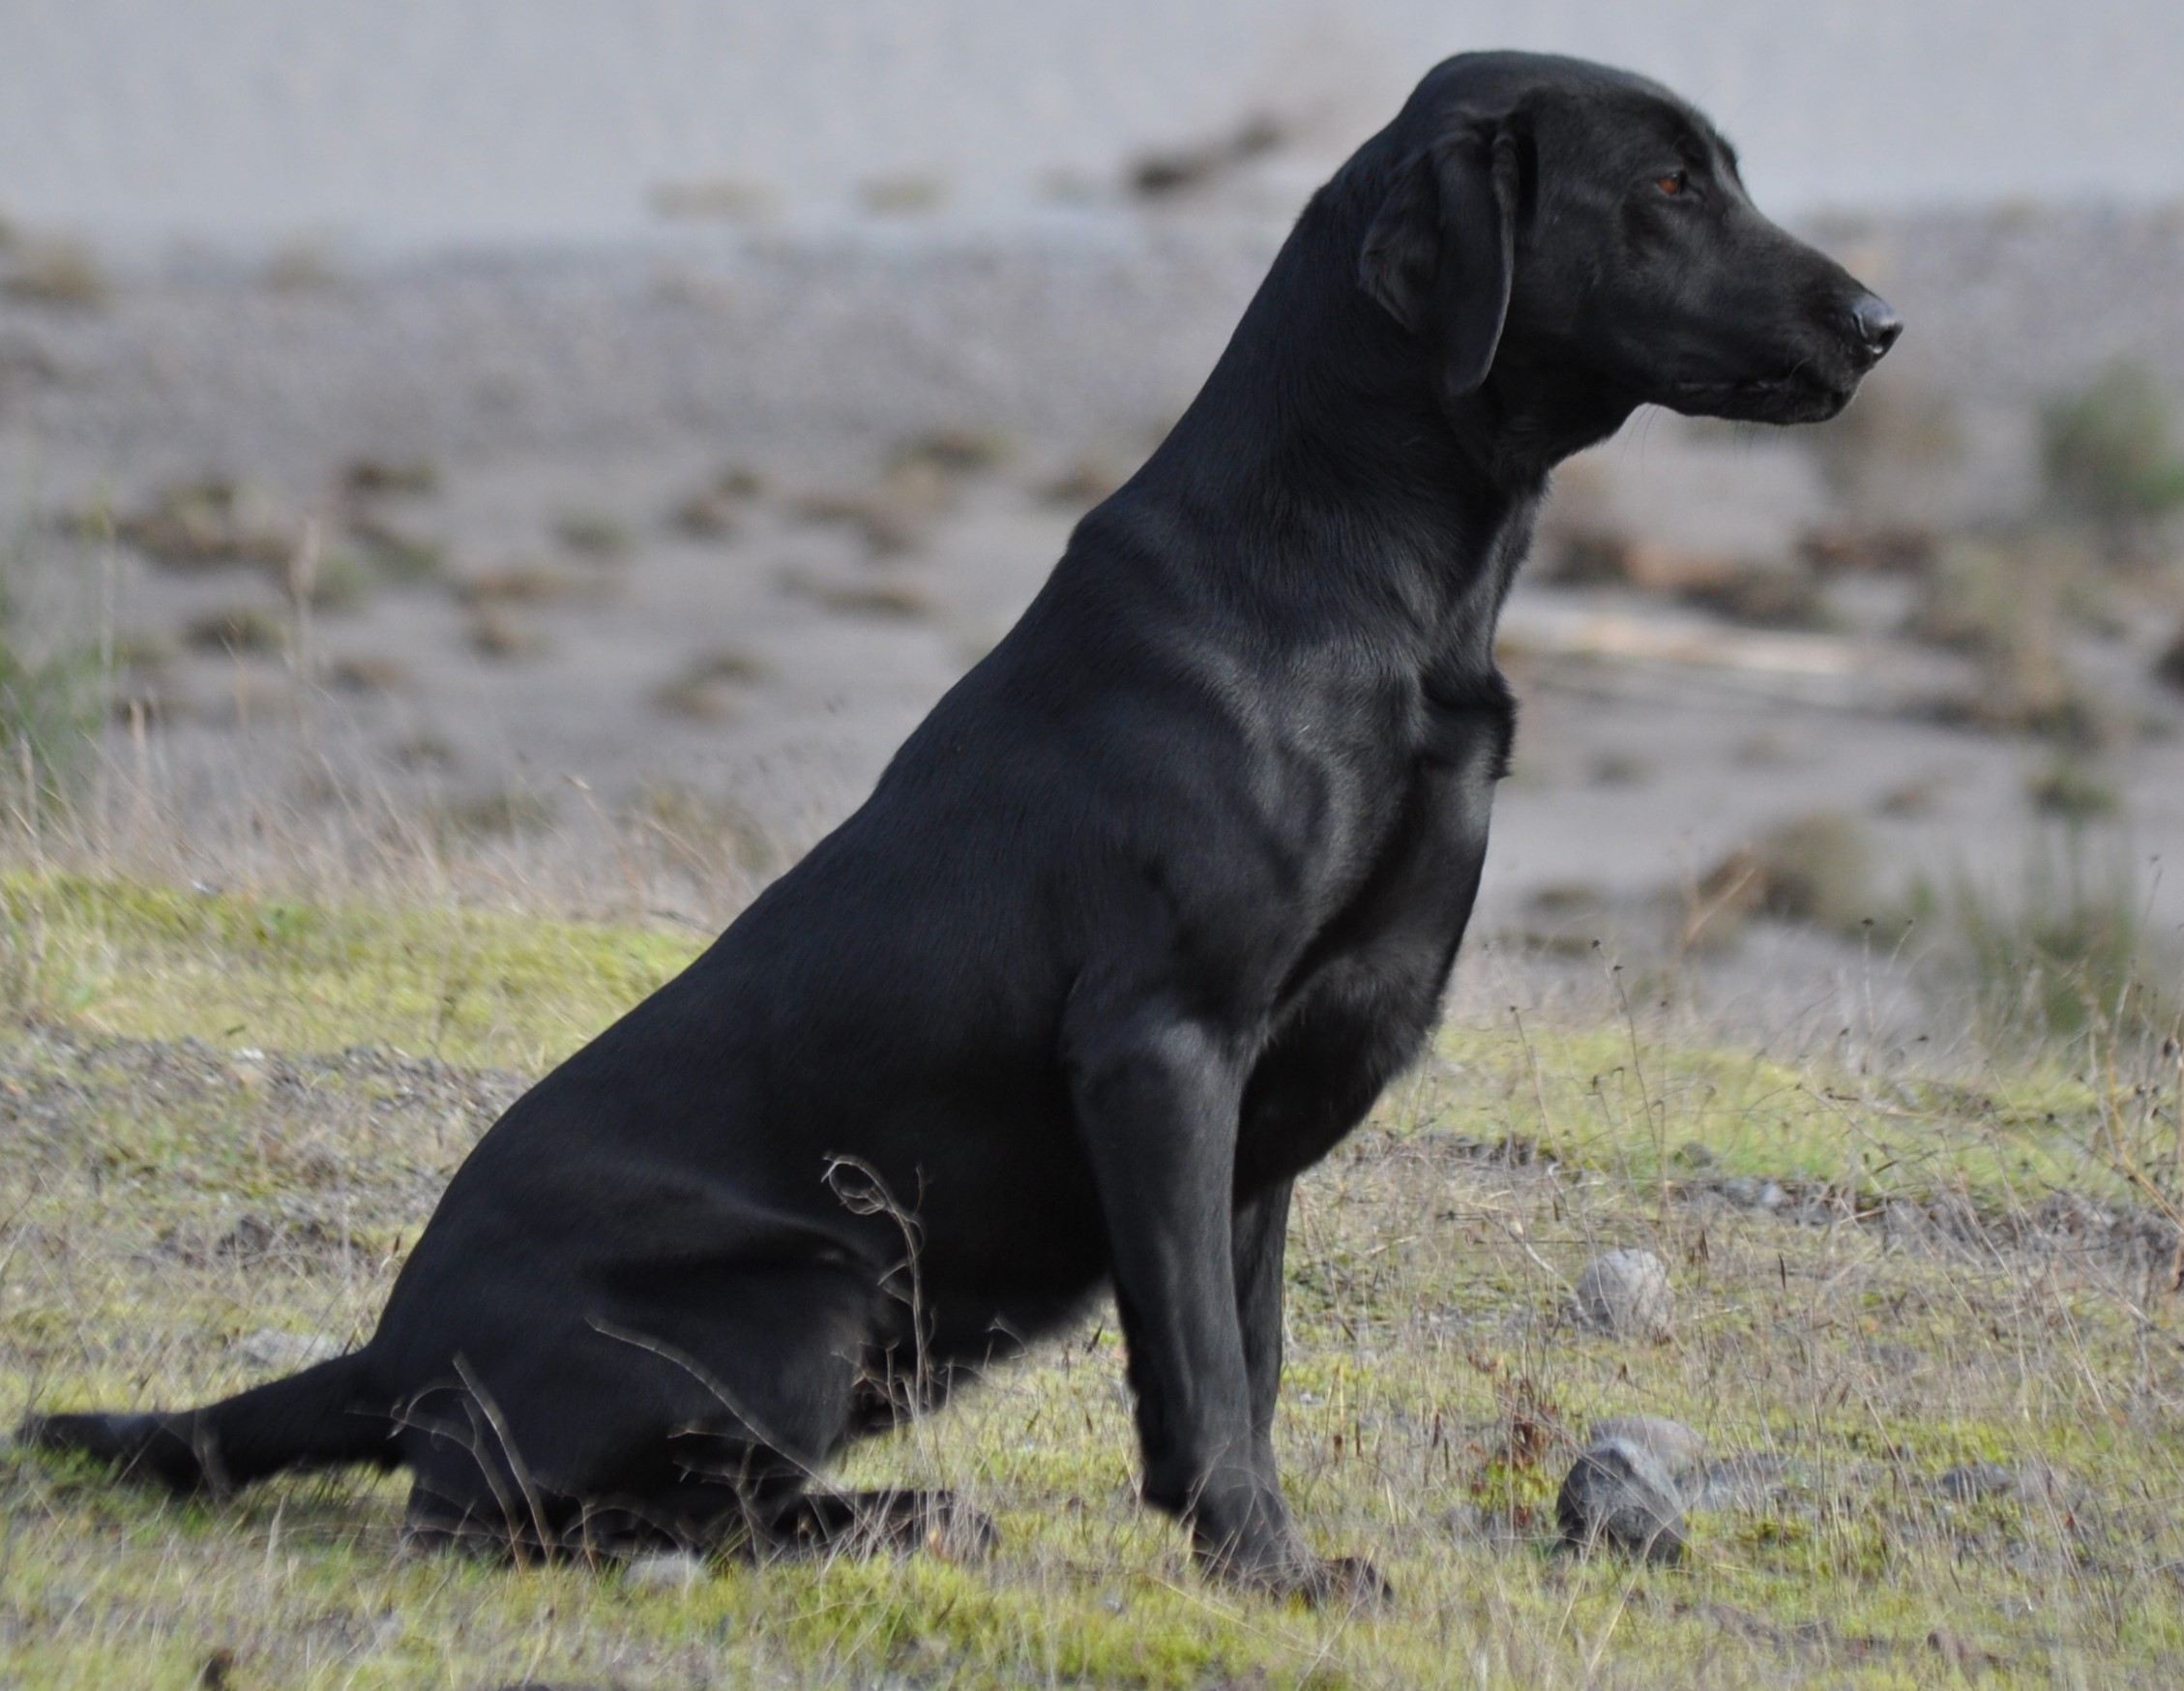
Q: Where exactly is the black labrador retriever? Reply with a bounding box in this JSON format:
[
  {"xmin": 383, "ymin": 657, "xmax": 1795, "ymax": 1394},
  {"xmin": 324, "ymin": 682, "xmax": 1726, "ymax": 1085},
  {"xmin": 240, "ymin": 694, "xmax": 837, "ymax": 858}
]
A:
[{"xmin": 25, "ymin": 51, "xmax": 1898, "ymax": 1598}]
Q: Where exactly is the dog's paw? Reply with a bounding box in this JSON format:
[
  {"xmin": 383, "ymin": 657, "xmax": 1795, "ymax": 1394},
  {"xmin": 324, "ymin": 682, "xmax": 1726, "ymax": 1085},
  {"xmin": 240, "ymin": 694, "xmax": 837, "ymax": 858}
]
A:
[{"xmin": 1211, "ymin": 1538, "xmax": 1394, "ymax": 1607}]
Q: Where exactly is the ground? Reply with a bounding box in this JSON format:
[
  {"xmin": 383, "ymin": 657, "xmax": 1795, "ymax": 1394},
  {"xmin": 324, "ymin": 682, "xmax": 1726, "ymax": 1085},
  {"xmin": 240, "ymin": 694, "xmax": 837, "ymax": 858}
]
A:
[
  {"xmin": 4, "ymin": 193, "xmax": 2184, "ymax": 1688},
  {"xmin": 5, "ymin": 209, "xmax": 2184, "ymax": 1007},
  {"xmin": 4, "ymin": 875, "xmax": 2181, "ymax": 1689}
]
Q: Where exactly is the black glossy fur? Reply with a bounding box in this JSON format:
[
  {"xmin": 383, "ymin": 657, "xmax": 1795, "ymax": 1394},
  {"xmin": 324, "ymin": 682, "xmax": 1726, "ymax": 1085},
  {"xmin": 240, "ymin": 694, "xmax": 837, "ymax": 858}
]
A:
[{"xmin": 24, "ymin": 52, "xmax": 1897, "ymax": 1596}]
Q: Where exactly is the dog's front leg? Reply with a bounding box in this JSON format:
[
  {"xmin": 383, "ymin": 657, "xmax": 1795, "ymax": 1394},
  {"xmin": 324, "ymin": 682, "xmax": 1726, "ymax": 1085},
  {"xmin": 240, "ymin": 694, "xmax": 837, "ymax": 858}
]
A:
[{"xmin": 1064, "ymin": 1008, "xmax": 1313, "ymax": 1591}]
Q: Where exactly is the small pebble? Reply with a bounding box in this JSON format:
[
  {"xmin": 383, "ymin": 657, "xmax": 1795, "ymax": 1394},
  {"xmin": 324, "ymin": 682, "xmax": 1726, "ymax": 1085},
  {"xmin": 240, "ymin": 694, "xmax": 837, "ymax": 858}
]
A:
[
  {"xmin": 2013, "ymin": 1459, "xmax": 2070, "ymax": 1504},
  {"xmin": 1693, "ymin": 1453, "xmax": 1795, "ymax": 1511},
  {"xmin": 622, "ymin": 1551, "xmax": 708, "ymax": 1591},
  {"xmin": 1936, "ymin": 1461, "xmax": 2015, "ymax": 1501},
  {"xmin": 236, "ymin": 1329, "xmax": 344, "ymax": 1372},
  {"xmin": 1570, "ymin": 1248, "xmax": 1674, "ymax": 1340},
  {"xmin": 1928, "ymin": 1625, "xmax": 2004, "ymax": 1679},
  {"xmin": 1720, "ymin": 1175, "xmax": 1786, "ymax": 1211}
]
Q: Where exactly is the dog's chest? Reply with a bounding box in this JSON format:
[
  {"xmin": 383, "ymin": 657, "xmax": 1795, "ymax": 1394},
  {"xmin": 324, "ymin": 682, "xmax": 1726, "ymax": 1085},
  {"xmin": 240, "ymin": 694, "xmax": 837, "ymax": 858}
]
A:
[{"xmin": 1248, "ymin": 680, "xmax": 1438, "ymax": 918}]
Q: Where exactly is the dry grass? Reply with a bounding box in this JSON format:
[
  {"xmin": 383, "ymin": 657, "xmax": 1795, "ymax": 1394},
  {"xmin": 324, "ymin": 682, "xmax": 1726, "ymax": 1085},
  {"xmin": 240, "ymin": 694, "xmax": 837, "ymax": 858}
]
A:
[
  {"xmin": 1, "ymin": 239, "xmax": 108, "ymax": 309},
  {"xmin": 1, "ymin": 487, "xmax": 2180, "ymax": 1679},
  {"xmin": 552, "ymin": 513, "xmax": 635, "ymax": 562},
  {"xmin": 1687, "ymin": 812, "xmax": 1877, "ymax": 949},
  {"xmin": 3, "ymin": 874, "xmax": 2183, "ymax": 1687}
]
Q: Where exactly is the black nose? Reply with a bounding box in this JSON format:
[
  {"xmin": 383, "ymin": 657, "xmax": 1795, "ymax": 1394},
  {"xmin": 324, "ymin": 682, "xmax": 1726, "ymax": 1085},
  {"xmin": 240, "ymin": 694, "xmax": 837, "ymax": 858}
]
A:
[{"xmin": 1846, "ymin": 291, "xmax": 1903, "ymax": 365}]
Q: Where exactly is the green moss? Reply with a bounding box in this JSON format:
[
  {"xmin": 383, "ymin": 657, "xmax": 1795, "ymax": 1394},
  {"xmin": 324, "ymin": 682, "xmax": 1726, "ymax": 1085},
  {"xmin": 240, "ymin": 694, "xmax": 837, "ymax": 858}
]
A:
[
  {"xmin": 1420, "ymin": 1021, "xmax": 2132, "ymax": 1205},
  {"xmin": 7, "ymin": 876, "xmax": 2184, "ymax": 1686},
  {"xmin": 0, "ymin": 871, "xmax": 701, "ymax": 1071}
]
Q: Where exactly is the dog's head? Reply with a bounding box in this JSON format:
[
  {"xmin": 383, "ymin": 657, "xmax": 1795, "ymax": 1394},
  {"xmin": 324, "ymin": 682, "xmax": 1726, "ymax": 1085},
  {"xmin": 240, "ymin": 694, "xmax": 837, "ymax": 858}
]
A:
[{"xmin": 1357, "ymin": 53, "xmax": 1899, "ymax": 430}]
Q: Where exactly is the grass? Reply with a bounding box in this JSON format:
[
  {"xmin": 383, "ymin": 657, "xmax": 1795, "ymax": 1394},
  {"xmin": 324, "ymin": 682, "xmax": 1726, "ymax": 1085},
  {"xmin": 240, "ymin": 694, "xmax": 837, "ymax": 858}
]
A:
[
  {"xmin": 0, "ymin": 512, "xmax": 103, "ymax": 814},
  {"xmin": 1689, "ymin": 811, "xmax": 1876, "ymax": 947},
  {"xmin": 2042, "ymin": 363, "xmax": 2184, "ymax": 528},
  {"xmin": 1, "ymin": 239, "xmax": 108, "ymax": 309},
  {"xmin": 0, "ymin": 872, "xmax": 693, "ymax": 1072},
  {"xmin": 5, "ymin": 875, "xmax": 2184, "ymax": 1686},
  {"xmin": 552, "ymin": 512, "xmax": 635, "ymax": 562},
  {"xmin": 1924, "ymin": 840, "xmax": 2184, "ymax": 1055},
  {"xmin": 1904, "ymin": 535, "xmax": 2122, "ymax": 744},
  {"xmin": 0, "ymin": 631, "xmax": 99, "ymax": 814}
]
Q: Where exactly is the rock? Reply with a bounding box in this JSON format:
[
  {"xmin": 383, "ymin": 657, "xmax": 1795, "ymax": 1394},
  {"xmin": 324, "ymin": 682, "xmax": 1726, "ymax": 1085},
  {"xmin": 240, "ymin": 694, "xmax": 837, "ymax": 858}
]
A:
[
  {"xmin": 1589, "ymin": 1416, "xmax": 1706, "ymax": 1493},
  {"xmin": 622, "ymin": 1550, "xmax": 709, "ymax": 1591},
  {"xmin": 1570, "ymin": 1248, "xmax": 1674, "ymax": 1339},
  {"xmin": 1928, "ymin": 1626, "xmax": 2005, "ymax": 1679},
  {"xmin": 1880, "ymin": 1199, "xmax": 1932, "ymax": 1252},
  {"xmin": 1557, "ymin": 1438, "xmax": 1686, "ymax": 1562},
  {"xmin": 2012, "ymin": 1459, "xmax": 2070, "ymax": 1504},
  {"xmin": 1862, "ymin": 1340, "xmax": 1928, "ymax": 1379},
  {"xmin": 1719, "ymin": 1175, "xmax": 1786, "ymax": 1212},
  {"xmin": 1936, "ymin": 1461, "xmax": 2016, "ymax": 1501},
  {"xmin": 1574, "ymin": 1418, "xmax": 1806, "ymax": 1517},
  {"xmin": 235, "ymin": 1328, "xmax": 343, "ymax": 1372},
  {"xmin": 1693, "ymin": 1452, "xmax": 1796, "ymax": 1511},
  {"xmin": 1686, "ymin": 1600, "xmax": 1866, "ymax": 1659},
  {"xmin": 2156, "ymin": 619, "xmax": 2184, "ymax": 694}
]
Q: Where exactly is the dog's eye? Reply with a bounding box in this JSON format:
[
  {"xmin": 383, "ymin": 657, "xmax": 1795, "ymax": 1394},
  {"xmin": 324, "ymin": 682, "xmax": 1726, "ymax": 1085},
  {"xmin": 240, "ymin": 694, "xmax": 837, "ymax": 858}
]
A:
[{"xmin": 1655, "ymin": 170, "xmax": 1689, "ymax": 196}]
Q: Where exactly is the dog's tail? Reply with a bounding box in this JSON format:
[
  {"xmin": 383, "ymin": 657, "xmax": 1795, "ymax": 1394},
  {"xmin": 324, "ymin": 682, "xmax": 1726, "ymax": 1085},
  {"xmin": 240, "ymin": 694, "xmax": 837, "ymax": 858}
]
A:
[{"xmin": 17, "ymin": 1350, "xmax": 395, "ymax": 1495}]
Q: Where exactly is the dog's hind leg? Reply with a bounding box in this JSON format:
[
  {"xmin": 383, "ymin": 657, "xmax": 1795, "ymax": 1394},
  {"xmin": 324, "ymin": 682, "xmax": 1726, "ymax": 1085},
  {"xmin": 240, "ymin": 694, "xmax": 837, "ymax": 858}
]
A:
[{"xmin": 388, "ymin": 1255, "xmax": 889, "ymax": 1565}]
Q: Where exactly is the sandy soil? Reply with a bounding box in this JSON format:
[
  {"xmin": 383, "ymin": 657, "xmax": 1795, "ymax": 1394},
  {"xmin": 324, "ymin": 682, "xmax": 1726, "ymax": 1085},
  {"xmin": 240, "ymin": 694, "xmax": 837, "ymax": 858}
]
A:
[{"xmin": 3, "ymin": 205, "xmax": 2182, "ymax": 1053}]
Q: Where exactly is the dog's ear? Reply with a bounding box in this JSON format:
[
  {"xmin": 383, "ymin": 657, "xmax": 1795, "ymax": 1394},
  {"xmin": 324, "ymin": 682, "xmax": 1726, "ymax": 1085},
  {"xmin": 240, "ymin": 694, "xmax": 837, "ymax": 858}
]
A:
[{"xmin": 1359, "ymin": 118, "xmax": 1522, "ymax": 397}]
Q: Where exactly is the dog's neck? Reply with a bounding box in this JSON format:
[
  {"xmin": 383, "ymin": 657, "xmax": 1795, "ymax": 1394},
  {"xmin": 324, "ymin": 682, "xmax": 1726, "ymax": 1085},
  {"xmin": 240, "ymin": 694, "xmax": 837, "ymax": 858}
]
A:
[
  {"xmin": 1446, "ymin": 351, "xmax": 1641, "ymax": 486},
  {"xmin": 1129, "ymin": 201, "xmax": 1631, "ymax": 662}
]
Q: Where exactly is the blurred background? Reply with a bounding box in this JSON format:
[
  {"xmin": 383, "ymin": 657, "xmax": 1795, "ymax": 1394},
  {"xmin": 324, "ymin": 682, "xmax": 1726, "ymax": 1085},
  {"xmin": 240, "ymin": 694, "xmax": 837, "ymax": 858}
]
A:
[{"xmin": 3, "ymin": 0, "xmax": 2182, "ymax": 1056}]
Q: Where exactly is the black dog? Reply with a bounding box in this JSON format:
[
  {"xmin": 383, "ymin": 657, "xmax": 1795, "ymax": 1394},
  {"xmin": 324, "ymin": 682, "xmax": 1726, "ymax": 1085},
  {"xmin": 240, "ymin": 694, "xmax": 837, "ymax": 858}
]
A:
[{"xmin": 25, "ymin": 52, "xmax": 1897, "ymax": 1598}]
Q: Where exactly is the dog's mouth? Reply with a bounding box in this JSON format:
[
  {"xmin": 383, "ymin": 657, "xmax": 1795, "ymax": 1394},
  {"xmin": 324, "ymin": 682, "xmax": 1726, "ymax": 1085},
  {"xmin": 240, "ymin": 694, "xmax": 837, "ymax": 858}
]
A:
[{"xmin": 1668, "ymin": 366, "xmax": 1856, "ymax": 426}]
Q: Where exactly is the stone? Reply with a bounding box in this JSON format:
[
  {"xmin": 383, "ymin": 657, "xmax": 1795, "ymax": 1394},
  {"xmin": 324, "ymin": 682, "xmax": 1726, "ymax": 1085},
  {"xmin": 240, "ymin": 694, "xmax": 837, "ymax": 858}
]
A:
[
  {"xmin": 2012, "ymin": 1459, "xmax": 2070, "ymax": 1504},
  {"xmin": 622, "ymin": 1550, "xmax": 709, "ymax": 1591},
  {"xmin": 1936, "ymin": 1461, "xmax": 2016, "ymax": 1501},
  {"xmin": 1570, "ymin": 1248, "xmax": 1674, "ymax": 1339},
  {"xmin": 1720, "ymin": 1175, "xmax": 1786, "ymax": 1211},
  {"xmin": 1862, "ymin": 1340, "xmax": 1927, "ymax": 1379},
  {"xmin": 1927, "ymin": 1626, "xmax": 2005, "ymax": 1679},
  {"xmin": 1557, "ymin": 1438, "xmax": 1686, "ymax": 1562},
  {"xmin": 236, "ymin": 1328, "xmax": 343, "ymax": 1372},
  {"xmin": 1880, "ymin": 1199, "xmax": 1932, "ymax": 1252},
  {"xmin": 1588, "ymin": 1415, "xmax": 1706, "ymax": 1493},
  {"xmin": 1693, "ymin": 1452, "xmax": 1796, "ymax": 1511}
]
